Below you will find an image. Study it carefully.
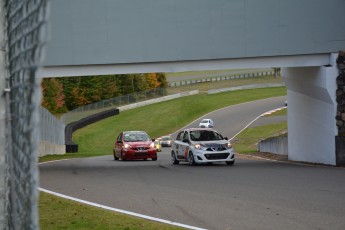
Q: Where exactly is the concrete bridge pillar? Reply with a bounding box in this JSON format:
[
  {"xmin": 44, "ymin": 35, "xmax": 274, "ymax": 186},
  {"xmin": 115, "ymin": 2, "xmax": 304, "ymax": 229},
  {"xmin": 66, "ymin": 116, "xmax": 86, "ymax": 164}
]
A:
[{"xmin": 282, "ymin": 54, "xmax": 338, "ymax": 165}]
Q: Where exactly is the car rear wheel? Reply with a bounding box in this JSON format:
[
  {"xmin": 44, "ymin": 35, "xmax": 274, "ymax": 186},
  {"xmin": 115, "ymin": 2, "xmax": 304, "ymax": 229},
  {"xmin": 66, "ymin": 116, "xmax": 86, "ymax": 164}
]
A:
[
  {"xmin": 113, "ymin": 150, "xmax": 119, "ymax": 161},
  {"xmin": 171, "ymin": 151, "xmax": 179, "ymax": 165},
  {"xmin": 226, "ymin": 160, "xmax": 234, "ymax": 166},
  {"xmin": 189, "ymin": 152, "xmax": 196, "ymax": 166}
]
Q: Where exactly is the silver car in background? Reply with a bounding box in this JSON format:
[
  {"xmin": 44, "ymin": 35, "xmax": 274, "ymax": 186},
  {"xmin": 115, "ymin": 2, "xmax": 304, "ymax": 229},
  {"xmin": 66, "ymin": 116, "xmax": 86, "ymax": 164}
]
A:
[
  {"xmin": 160, "ymin": 135, "xmax": 173, "ymax": 147},
  {"xmin": 199, "ymin": 119, "xmax": 214, "ymax": 128}
]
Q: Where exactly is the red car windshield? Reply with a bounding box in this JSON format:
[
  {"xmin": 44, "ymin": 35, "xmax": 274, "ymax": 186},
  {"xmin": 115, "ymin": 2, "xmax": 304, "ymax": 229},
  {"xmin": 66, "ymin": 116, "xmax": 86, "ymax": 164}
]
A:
[{"xmin": 124, "ymin": 132, "xmax": 150, "ymax": 142}]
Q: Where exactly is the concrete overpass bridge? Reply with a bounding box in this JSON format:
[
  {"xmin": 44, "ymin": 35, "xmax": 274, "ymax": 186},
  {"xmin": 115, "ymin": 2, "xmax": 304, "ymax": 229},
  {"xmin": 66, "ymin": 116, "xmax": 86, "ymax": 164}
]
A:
[{"xmin": 39, "ymin": 0, "xmax": 345, "ymax": 165}]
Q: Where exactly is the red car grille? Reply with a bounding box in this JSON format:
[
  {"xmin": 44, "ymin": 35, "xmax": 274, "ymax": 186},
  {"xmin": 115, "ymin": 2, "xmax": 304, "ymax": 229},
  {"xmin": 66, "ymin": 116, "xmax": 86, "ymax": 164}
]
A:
[
  {"xmin": 134, "ymin": 152, "xmax": 150, "ymax": 157},
  {"xmin": 132, "ymin": 147, "xmax": 149, "ymax": 151}
]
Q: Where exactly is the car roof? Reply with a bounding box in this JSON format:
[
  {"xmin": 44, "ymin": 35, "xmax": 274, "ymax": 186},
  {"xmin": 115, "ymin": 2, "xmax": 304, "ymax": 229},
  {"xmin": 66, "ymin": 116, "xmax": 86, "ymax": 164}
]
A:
[
  {"xmin": 124, "ymin": 131, "xmax": 146, "ymax": 133},
  {"xmin": 183, "ymin": 128, "xmax": 215, "ymax": 132}
]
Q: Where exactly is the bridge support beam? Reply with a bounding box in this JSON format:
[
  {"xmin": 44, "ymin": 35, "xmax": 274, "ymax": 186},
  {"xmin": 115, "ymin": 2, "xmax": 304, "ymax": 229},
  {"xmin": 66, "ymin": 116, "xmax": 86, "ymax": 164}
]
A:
[{"xmin": 282, "ymin": 54, "xmax": 338, "ymax": 165}]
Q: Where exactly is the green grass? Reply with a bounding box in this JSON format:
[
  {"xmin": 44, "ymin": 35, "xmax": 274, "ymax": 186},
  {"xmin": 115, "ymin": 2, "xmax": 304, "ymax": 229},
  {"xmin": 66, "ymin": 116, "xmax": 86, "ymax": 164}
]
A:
[
  {"xmin": 232, "ymin": 121, "xmax": 288, "ymax": 153},
  {"xmin": 39, "ymin": 192, "xmax": 183, "ymax": 230}
]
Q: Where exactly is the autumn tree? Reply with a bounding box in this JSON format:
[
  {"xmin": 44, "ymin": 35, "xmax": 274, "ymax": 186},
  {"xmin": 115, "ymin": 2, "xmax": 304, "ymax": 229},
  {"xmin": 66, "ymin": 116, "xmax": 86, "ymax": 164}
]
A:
[
  {"xmin": 42, "ymin": 73, "xmax": 167, "ymax": 113},
  {"xmin": 41, "ymin": 78, "xmax": 67, "ymax": 113}
]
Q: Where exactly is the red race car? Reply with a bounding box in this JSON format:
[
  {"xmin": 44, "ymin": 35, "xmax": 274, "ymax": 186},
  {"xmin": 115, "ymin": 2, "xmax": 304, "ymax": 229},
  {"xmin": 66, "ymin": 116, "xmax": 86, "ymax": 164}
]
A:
[{"xmin": 114, "ymin": 131, "xmax": 157, "ymax": 161}]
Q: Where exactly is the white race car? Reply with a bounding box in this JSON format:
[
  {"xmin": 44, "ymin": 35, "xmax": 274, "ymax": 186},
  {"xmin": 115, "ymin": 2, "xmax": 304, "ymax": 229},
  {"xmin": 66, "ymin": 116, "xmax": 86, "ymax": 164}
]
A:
[
  {"xmin": 199, "ymin": 118, "xmax": 214, "ymax": 128},
  {"xmin": 171, "ymin": 128, "xmax": 235, "ymax": 166}
]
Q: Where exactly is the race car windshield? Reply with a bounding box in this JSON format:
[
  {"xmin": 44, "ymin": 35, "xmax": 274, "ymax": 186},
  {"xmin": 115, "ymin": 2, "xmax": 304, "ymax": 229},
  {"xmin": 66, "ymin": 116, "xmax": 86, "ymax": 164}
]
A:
[
  {"xmin": 201, "ymin": 119, "xmax": 209, "ymax": 123},
  {"xmin": 190, "ymin": 130, "xmax": 223, "ymax": 141},
  {"xmin": 124, "ymin": 132, "xmax": 150, "ymax": 142}
]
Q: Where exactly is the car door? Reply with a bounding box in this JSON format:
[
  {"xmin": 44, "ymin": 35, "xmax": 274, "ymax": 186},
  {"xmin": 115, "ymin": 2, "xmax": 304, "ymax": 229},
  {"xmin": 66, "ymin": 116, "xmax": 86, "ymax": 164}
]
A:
[
  {"xmin": 177, "ymin": 131, "xmax": 190, "ymax": 161},
  {"xmin": 115, "ymin": 133, "xmax": 123, "ymax": 157},
  {"xmin": 173, "ymin": 131, "xmax": 183, "ymax": 157},
  {"xmin": 174, "ymin": 131, "xmax": 188, "ymax": 160}
]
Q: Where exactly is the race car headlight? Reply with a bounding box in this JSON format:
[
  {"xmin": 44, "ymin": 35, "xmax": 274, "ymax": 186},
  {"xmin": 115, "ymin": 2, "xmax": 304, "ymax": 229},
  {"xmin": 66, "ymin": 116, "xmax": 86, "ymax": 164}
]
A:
[
  {"xmin": 123, "ymin": 144, "xmax": 131, "ymax": 149},
  {"xmin": 150, "ymin": 142, "xmax": 155, "ymax": 148},
  {"xmin": 194, "ymin": 144, "xmax": 204, "ymax": 149},
  {"xmin": 227, "ymin": 142, "xmax": 233, "ymax": 149}
]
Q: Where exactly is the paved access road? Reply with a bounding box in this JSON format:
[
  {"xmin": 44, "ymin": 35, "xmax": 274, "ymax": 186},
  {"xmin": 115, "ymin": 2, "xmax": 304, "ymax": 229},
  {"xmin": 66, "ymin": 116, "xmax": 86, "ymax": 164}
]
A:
[{"xmin": 39, "ymin": 97, "xmax": 345, "ymax": 230}]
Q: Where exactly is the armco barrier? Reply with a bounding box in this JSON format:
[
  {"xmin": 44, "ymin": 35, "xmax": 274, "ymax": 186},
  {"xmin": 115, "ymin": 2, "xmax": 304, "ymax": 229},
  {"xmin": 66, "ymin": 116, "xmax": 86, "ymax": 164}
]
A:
[{"xmin": 65, "ymin": 108, "xmax": 119, "ymax": 153}]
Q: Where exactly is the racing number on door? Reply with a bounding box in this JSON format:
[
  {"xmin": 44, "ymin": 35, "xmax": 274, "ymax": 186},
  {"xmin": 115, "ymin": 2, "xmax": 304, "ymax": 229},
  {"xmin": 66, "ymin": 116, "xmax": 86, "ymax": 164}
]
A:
[{"xmin": 184, "ymin": 146, "xmax": 189, "ymax": 159}]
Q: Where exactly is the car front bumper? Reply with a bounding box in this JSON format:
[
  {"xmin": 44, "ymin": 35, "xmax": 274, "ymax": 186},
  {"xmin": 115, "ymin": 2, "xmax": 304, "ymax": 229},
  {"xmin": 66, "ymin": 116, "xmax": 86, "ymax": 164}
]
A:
[
  {"xmin": 193, "ymin": 148, "xmax": 235, "ymax": 163},
  {"xmin": 122, "ymin": 149, "xmax": 157, "ymax": 159}
]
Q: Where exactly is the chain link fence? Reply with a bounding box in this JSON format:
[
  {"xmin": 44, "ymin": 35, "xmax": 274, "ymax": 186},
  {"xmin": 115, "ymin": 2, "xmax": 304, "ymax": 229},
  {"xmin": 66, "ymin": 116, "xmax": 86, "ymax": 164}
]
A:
[{"xmin": 1, "ymin": 0, "xmax": 49, "ymax": 229}]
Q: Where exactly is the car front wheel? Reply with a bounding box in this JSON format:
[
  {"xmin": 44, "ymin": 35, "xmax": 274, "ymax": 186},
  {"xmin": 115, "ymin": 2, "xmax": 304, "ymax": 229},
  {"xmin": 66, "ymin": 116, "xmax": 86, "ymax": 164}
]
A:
[
  {"xmin": 171, "ymin": 151, "xmax": 179, "ymax": 165},
  {"xmin": 113, "ymin": 150, "xmax": 119, "ymax": 161},
  {"xmin": 121, "ymin": 151, "xmax": 126, "ymax": 161},
  {"xmin": 189, "ymin": 152, "xmax": 196, "ymax": 166}
]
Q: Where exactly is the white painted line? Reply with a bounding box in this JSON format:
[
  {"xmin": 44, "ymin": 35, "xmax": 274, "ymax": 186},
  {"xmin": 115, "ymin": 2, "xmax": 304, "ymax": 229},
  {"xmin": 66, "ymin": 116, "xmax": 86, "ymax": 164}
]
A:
[
  {"xmin": 38, "ymin": 158, "xmax": 71, "ymax": 165},
  {"xmin": 173, "ymin": 96, "xmax": 286, "ymax": 135},
  {"xmin": 39, "ymin": 188, "xmax": 207, "ymax": 230},
  {"xmin": 230, "ymin": 106, "xmax": 286, "ymax": 141}
]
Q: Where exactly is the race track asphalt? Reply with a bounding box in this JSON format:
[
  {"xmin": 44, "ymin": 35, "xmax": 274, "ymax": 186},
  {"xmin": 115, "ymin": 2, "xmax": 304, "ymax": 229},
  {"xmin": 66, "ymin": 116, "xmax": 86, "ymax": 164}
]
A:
[{"xmin": 39, "ymin": 97, "xmax": 345, "ymax": 230}]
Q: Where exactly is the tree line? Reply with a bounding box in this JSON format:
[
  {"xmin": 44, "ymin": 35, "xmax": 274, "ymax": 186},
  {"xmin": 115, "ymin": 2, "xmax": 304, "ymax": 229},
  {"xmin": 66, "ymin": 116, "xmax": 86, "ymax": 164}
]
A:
[{"xmin": 41, "ymin": 73, "xmax": 168, "ymax": 114}]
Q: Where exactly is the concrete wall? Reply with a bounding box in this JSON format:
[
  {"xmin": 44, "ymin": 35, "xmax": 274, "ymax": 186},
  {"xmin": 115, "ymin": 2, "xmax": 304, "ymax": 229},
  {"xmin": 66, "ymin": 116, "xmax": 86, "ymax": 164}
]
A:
[
  {"xmin": 39, "ymin": 142, "xmax": 65, "ymax": 157},
  {"xmin": 282, "ymin": 54, "xmax": 338, "ymax": 165},
  {"xmin": 258, "ymin": 136, "xmax": 288, "ymax": 155},
  {"xmin": 44, "ymin": 0, "xmax": 345, "ymax": 67},
  {"xmin": 39, "ymin": 107, "xmax": 65, "ymax": 157}
]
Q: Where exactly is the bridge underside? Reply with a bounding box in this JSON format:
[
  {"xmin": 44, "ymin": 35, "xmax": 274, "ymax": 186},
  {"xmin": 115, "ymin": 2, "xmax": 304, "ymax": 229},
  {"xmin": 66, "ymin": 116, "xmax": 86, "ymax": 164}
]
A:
[
  {"xmin": 39, "ymin": 0, "xmax": 345, "ymax": 165},
  {"xmin": 38, "ymin": 54, "xmax": 331, "ymax": 78}
]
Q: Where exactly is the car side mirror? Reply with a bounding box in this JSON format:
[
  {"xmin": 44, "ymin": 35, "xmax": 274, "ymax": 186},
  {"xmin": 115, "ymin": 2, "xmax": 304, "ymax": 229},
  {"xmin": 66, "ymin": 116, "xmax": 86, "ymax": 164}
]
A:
[
  {"xmin": 224, "ymin": 137, "xmax": 228, "ymax": 140},
  {"xmin": 152, "ymin": 139, "xmax": 155, "ymax": 142},
  {"xmin": 183, "ymin": 139, "xmax": 189, "ymax": 143},
  {"xmin": 117, "ymin": 140, "xmax": 122, "ymax": 143}
]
